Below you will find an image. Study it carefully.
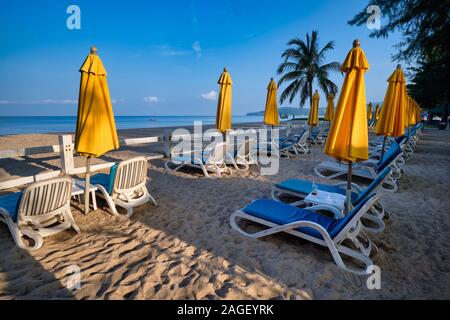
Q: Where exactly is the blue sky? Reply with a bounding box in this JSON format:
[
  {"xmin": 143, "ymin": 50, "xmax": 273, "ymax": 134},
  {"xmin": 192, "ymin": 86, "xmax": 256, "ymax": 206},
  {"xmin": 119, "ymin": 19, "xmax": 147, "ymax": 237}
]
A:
[{"xmin": 0, "ymin": 0, "xmax": 402, "ymax": 116}]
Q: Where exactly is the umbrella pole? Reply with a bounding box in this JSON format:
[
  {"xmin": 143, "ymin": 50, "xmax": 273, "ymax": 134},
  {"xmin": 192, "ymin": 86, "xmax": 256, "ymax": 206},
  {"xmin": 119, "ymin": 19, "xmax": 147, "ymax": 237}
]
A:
[
  {"xmin": 346, "ymin": 161, "xmax": 353, "ymax": 214},
  {"xmin": 309, "ymin": 125, "xmax": 313, "ymax": 147},
  {"xmin": 380, "ymin": 136, "xmax": 387, "ymax": 161},
  {"xmin": 84, "ymin": 156, "xmax": 91, "ymax": 215}
]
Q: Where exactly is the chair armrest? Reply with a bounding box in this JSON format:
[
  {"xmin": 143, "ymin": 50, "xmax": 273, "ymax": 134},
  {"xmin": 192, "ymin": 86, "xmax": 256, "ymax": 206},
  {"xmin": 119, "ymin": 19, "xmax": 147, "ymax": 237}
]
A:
[
  {"xmin": 332, "ymin": 182, "xmax": 363, "ymax": 193},
  {"xmin": 305, "ymin": 205, "xmax": 343, "ymax": 219}
]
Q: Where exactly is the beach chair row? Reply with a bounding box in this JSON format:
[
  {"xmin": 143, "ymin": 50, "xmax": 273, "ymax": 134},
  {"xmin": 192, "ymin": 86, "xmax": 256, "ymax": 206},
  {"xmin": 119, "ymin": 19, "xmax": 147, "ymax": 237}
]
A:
[
  {"xmin": 230, "ymin": 123, "xmax": 424, "ymax": 275},
  {"xmin": 0, "ymin": 157, "xmax": 157, "ymax": 250},
  {"xmin": 164, "ymin": 127, "xmax": 320, "ymax": 178}
]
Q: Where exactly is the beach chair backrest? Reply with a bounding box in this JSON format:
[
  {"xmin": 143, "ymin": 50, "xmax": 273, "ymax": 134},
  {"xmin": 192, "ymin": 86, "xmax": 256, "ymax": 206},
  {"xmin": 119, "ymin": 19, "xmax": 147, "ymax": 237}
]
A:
[
  {"xmin": 330, "ymin": 193, "xmax": 382, "ymax": 240},
  {"xmin": 377, "ymin": 142, "xmax": 400, "ymax": 172},
  {"xmin": 298, "ymin": 130, "xmax": 309, "ymax": 145},
  {"xmin": 18, "ymin": 176, "xmax": 72, "ymax": 221},
  {"xmin": 354, "ymin": 167, "xmax": 391, "ymax": 205},
  {"xmin": 113, "ymin": 157, "xmax": 148, "ymax": 192},
  {"xmin": 207, "ymin": 142, "xmax": 227, "ymax": 165},
  {"xmin": 236, "ymin": 138, "xmax": 255, "ymax": 160},
  {"xmin": 317, "ymin": 126, "xmax": 325, "ymax": 138}
]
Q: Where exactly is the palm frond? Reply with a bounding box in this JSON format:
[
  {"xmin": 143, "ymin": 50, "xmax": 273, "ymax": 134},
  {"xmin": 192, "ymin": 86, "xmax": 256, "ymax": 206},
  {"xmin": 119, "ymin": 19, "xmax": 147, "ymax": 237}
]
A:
[
  {"xmin": 277, "ymin": 70, "xmax": 305, "ymax": 85},
  {"xmin": 319, "ymin": 62, "xmax": 341, "ymax": 73},
  {"xmin": 277, "ymin": 30, "xmax": 340, "ymax": 109},
  {"xmin": 279, "ymin": 80, "xmax": 299, "ymax": 104},
  {"xmin": 299, "ymin": 81, "xmax": 310, "ymax": 107}
]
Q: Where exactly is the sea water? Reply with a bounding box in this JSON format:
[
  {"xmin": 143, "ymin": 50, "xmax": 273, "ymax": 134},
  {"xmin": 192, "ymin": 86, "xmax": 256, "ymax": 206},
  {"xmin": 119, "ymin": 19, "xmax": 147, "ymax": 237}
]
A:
[{"xmin": 0, "ymin": 115, "xmax": 264, "ymax": 135}]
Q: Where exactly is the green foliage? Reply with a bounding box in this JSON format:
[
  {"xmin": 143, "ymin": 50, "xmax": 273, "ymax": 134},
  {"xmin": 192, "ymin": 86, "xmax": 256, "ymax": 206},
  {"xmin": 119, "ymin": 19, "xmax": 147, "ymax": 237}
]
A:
[
  {"xmin": 349, "ymin": 0, "xmax": 449, "ymax": 62},
  {"xmin": 277, "ymin": 30, "xmax": 340, "ymax": 108},
  {"xmin": 349, "ymin": 0, "xmax": 450, "ymax": 112}
]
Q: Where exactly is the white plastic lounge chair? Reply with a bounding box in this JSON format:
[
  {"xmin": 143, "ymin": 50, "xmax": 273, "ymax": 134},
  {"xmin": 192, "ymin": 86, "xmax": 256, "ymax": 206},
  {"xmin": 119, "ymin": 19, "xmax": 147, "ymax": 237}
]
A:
[
  {"xmin": 272, "ymin": 167, "xmax": 392, "ymax": 233},
  {"xmin": 0, "ymin": 176, "xmax": 80, "ymax": 250},
  {"xmin": 314, "ymin": 142, "xmax": 402, "ymax": 192},
  {"xmin": 90, "ymin": 157, "xmax": 157, "ymax": 218},
  {"xmin": 165, "ymin": 142, "xmax": 231, "ymax": 178},
  {"xmin": 278, "ymin": 139, "xmax": 299, "ymax": 158},
  {"xmin": 228, "ymin": 138, "xmax": 257, "ymax": 171},
  {"xmin": 230, "ymin": 194, "xmax": 382, "ymax": 275},
  {"xmin": 292, "ymin": 129, "xmax": 310, "ymax": 154},
  {"xmin": 310, "ymin": 126, "xmax": 325, "ymax": 145}
]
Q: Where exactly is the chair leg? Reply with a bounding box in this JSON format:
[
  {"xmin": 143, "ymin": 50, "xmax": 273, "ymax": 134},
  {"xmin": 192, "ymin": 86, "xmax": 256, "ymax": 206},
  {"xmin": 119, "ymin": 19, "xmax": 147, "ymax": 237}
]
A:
[
  {"xmin": 91, "ymin": 190, "xmax": 97, "ymax": 211},
  {"xmin": 96, "ymin": 186, "xmax": 120, "ymax": 216},
  {"xmin": 64, "ymin": 209, "xmax": 81, "ymax": 234},
  {"xmin": 148, "ymin": 193, "xmax": 158, "ymax": 206},
  {"xmin": 18, "ymin": 226, "xmax": 44, "ymax": 250},
  {"xmin": 126, "ymin": 207, "xmax": 134, "ymax": 218}
]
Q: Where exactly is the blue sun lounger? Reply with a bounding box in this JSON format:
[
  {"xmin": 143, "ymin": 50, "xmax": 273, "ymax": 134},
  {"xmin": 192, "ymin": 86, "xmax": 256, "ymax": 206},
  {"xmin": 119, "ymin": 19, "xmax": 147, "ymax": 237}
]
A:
[
  {"xmin": 230, "ymin": 194, "xmax": 382, "ymax": 275},
  {"xmin": 272, "ymin": 167, "xmax": 392, "ymax": 233},
  {"xmin": 314, "ymin": 142, "xmax": 402, "ymax": 192}
]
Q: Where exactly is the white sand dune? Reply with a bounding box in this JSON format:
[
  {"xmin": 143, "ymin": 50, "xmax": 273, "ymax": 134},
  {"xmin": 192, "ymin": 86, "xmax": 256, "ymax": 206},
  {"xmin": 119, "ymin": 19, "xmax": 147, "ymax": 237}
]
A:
[{"xmin": 0, "ymin": 128, "xmax": 449, "ymax": 299}]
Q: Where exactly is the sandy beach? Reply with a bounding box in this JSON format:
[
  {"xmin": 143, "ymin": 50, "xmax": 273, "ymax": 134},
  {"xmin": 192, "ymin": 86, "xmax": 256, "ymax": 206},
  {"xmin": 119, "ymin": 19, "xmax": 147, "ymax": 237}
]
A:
[{"xmin": 0, "ymin": 125, "xmax": 449, "ymax": 300}]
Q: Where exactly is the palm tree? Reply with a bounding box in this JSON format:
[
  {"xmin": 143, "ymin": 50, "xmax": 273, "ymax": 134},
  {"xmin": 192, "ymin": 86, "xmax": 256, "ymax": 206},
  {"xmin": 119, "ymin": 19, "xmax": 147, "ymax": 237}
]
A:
[{"xmin": 277, "ymin": 30, "xmax": 340, "ymax": 109}]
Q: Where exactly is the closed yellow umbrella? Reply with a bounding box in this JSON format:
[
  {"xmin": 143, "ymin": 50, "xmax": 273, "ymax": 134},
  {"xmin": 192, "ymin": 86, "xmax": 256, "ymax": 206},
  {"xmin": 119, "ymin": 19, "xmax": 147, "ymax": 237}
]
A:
[
  {"xmin": 408, "ymin": 97, "xmax": 416, "ymax": 126},
  {"xmin": 324, "ymin": 40, "xmax": 369, "ymax": 212},
  {"xmin": 375, "ymin": 64, "xmax": 407, "ymax": 158},
  {"xmin": 324, "ymin": 93, "xmax": 335, "ymax": 122},
  {"xmin": 75, "ymin": 47, "xmax": 119, "ymax": 214},
  {"xmin": 307, "ymin": 90, "xmax": 320, "ymax": 146},
  {"xmin": 416, "ymin": 104, "xmax": 421, "ymax": 124},
  {"xmin": 375, "ymin": 104, "xmax": 381, "ymax": 120},
  {"xmin": 308, "ymin": 90, "xmax": 320, "ymax": 127},
  {"xmin": 414, "ymin": 100, "xmax": 420, "ymax": 125},
  {"xmin": 375, "ymin": 65, "xmax": 406, "ymax": 136},
  {"xmin": 367, "ymin": 103, "xmax": 373, "ymax": 120},
  {"xmin": 263, "ymin": 78, "xmax": 279, "ymax": 126},
  {"xmin": 216, "ymin": 68, "xmax": 233, "ymax": 133},
  {"xmin": 405, "ymin": 97, "xmax": 411, "ymax": 133}
]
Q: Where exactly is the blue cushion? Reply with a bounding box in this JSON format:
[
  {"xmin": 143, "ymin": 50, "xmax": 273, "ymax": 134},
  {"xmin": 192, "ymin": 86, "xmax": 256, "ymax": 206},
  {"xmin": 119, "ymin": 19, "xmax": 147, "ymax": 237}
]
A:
[
  {"xmin": 354, "ymin": 167, "xmax": 391, "ymax": 205},
  {"xmin": 90, "ymin": 173, "xmax": 111, "ymax": 193},
  {"xmin": 279, "ymin": 141, "xmax": 295, "ymax": 150},
  {"xmin": 242, "ymin": 199, "xmax": 335, "ymax": 239},
  {"xmin": 327, "ymin": 196, "xmax": 372, "ymax": 238},
  {"xmin": 90, "ymin": 164, "xmax": 118, "ymax": 194},
  {"xmin": 108, "ymin": 164, "xmax": 118, "ymax": 193},
  {"xmin": 377, "ymin": 142, "xmax": 400, "ymax": 172},
  {"xmin": 0, "ymin": 192, "xmax": 22, "ymax": 222},
  {"xmin": 275, "ymin": 179, "xmax": 358, "ymax": 202},
  {"xmin": 242, "ymin": 197, "xmax": 372, "ymax": 240}
]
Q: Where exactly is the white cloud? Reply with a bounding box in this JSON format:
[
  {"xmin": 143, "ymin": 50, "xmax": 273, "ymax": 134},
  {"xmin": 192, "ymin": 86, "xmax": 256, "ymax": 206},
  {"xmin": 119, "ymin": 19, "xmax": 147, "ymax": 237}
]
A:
[
  {"xmin": 41, "ymin": 99, "xmax": 78, "ymax": 105},
  {"xmin": 201, "ymin": 90, "xmax": 218, "ymax": 101},
  {"xmin": 192, "ymin": 41, "xmax": 202, "ymax": 58},
  {"xmin": 143, "ymin": 96, "xmax": 159, "ymax": 104},
  {"xmin": 154, "ymin": 45, "xmax": 191, "ymax": 57}
]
